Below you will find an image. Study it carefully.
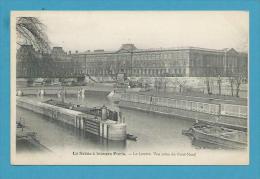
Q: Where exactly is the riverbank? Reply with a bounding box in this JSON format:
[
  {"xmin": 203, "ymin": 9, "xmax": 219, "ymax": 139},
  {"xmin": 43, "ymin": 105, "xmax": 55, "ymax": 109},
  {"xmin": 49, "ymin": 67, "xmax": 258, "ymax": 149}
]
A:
[
  {"xmin": 118, "ymin": 91, "xmax": 247, "ymax": 131},
  {"xmin": 119, "ymin": 100, "xmax": 247, "ymax": 131},
  {"xmin": 16, "ymin": 83, "xmax": 114, "ymax": 96}
]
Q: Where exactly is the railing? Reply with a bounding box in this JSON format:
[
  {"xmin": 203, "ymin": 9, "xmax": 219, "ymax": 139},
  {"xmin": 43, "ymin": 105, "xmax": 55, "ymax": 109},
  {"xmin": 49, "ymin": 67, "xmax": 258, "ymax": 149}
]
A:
[
  {"xmin": 121, "ymin": 93, "xmax": 247, "ymax": 119},
  {"xmin": 16, "ymin": 72, "xmax": 85, "ymax": 78},
  {"xmin": 221, "ymin": 104, "xmax": 248, "ymax": 118}
]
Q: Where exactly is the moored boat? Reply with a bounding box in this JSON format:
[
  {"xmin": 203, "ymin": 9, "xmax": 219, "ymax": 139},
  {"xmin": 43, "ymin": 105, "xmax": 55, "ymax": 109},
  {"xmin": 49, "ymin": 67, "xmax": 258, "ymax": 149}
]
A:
[
  {"xmin": 44, "ymin": 99, "xmax": 120, "ymax": 122},
  {"xmin": 16, "ymin": 96, "xmax": 127, "ymax": 141},
  {"xmin": 182, "ymin": 123, "xmax": 247, "ymax": 149},
  {"xmin": 126, "ymin": 134, "xmax": 138, "ymax": 141},
  {"xmin": 16, "ymin": 120, "xmax": 51, "ymax": 152}
]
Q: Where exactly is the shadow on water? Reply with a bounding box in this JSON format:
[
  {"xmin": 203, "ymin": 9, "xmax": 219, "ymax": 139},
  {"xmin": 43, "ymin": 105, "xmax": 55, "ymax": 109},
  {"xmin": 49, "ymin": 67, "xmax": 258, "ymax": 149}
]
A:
[{"xmin": 16, "ymin": 139, "xmax": 45, "ymax": 153}]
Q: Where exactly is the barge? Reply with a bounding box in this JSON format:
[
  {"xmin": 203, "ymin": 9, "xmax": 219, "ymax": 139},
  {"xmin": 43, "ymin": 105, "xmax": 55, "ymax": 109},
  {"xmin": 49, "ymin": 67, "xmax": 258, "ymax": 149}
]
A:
[
  {"xmin": 182, "ymin": 123, "xmax": 247, "ymax": 149},
  {"xmin": 16, "ymin": 121, "xmax": 50, "ymax": 152},
  {"xmin": 16, "ymin": 97, "xmax": 126, "ymax": 141}
]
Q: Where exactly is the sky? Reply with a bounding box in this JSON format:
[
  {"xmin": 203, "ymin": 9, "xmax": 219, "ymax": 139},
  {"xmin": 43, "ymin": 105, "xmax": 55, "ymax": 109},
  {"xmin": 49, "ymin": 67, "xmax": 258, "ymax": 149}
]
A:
[{"xmin": 29, "ymin": 11, "xmax": 248, "ymax": 53}]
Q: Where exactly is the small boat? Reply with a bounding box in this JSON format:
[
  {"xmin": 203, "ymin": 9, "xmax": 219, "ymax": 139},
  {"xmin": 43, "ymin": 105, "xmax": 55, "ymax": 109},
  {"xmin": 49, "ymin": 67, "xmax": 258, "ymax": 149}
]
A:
[
  {"xmin": 182, "ymin": 123, "xmax": 247, "ymax": 149},
  {"xmin": 127, "ymin": 134, "xmax": 137, "ymax": 141}
]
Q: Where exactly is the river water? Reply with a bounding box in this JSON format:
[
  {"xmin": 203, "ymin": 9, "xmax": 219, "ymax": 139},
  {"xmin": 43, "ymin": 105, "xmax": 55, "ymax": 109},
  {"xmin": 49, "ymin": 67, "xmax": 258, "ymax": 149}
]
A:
[{"xmin": 16, "ymin": 92, "xmax": 198, "ymax": 153}]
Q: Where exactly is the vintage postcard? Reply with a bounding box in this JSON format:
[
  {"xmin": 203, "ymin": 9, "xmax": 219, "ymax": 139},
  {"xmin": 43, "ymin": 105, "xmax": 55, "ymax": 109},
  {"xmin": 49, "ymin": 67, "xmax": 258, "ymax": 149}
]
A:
[{"xmin": 11, "ymin": 11, "xmax": 249, "ymax": 165}]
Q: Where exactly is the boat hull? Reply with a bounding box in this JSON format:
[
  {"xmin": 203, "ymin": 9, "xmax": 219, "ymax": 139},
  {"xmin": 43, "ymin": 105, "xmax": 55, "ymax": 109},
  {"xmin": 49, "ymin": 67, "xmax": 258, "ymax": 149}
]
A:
[
  {"xmin": 183, "ymin": 123, "xmax": 247, "ymax": 150},
  {"xmin": 192, "ymin": 128, "xmax": 247, "ymax": 149}
]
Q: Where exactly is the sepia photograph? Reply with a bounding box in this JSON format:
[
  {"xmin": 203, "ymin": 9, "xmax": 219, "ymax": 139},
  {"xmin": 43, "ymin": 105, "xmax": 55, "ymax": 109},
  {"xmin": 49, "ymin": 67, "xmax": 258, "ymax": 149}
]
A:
[{"xmin": 11, "ymin": 11, "xmax": 249, "ymax": 165}]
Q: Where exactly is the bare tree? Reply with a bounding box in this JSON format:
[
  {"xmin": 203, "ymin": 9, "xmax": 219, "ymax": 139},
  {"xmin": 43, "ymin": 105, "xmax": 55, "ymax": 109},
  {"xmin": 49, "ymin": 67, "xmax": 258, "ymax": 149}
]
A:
[
  {"xmin": 204, "ymin": 66, "xmax": 214, "ymax": 95},
  {"xmin": 16, "ymin": 17, "xmax": 50, "ymax": 53},
  {"xmin": 234, "ymin": 74, "xmax": 243, "ymax": 97},
  {"xmin": 229, "ymin": 77, "xmax": 235, "ymax": 96},
  {"xmin": 217, "ymin": 75, "xmax": 222, "ymax": 95},
  {"xmin": 154, "ymin": 78, "xmax": 160, "ymax": 92},
  {"xmin": 205, "ymin": 77, "xmax": 212, "ymax": 95},
  {"xmin": 103, "ymin": 61, "xmax": 116, "ymax": 81},
  {"xmin": 163, "ymin": 78, "xmax": 168, "ymax": 92},
  {"xmin": 176, "ymin": 79, "xmax": 186, "ymax": 93},
  {"xmin": 168, "ymin": 78, "xmax": 185, "ymax": 93}
]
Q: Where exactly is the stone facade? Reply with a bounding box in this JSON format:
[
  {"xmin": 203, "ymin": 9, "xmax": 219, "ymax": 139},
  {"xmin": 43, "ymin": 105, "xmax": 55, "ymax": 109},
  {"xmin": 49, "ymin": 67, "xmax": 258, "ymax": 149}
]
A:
[
  {"xmin": 16, "ymin": 44, "xmax": 248, "ymax": 78},
  {"xmin": 83, "ymin": 44, "xmax": 248, "ymax": 78}
]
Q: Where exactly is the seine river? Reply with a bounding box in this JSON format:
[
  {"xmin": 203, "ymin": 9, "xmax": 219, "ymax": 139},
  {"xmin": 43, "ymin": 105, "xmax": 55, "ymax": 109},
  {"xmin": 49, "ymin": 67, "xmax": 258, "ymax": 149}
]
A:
[{"xmin": 16, "ymin": 92, "xmax": 198, "ymax": 153}]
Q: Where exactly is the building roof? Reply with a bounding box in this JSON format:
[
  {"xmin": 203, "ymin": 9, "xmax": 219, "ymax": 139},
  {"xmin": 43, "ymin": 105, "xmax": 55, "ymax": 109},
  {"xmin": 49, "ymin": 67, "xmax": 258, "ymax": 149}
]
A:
[{"xmin": 78, "ymin": 44, "xmax": 244, "ymax": 55}]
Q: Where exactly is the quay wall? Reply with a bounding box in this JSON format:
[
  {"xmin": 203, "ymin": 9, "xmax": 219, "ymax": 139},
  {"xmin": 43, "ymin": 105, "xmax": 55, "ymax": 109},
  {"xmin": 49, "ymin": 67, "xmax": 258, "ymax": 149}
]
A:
[
  {"xmin": 120, "ymin": 93, "xmax": 247, "ymax": 118},
  {"xmin": 119, "ymin": 101, "xmax": 247, "ymax": 130},
  {"xmin": 119, "ymin": 93, "xmax": 247, "ymax": 130},
  {"xmin": 16, "ymin": 97, "xmax": 126, "ymax": 141},
  {"xmin": 16, "ymin": 86, "xmax": 111, "ymax": 96}
]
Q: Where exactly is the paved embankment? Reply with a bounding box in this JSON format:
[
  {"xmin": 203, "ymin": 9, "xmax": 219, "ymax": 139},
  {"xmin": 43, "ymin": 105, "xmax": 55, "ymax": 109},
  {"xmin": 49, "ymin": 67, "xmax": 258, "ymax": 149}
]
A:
[{"xmin": 119, "ymin": 91, "xmax": 248, "ymax": 131}]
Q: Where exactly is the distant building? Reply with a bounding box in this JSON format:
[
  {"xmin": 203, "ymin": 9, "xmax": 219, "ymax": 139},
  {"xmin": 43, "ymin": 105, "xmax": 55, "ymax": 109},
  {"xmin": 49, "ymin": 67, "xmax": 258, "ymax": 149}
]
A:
[
  {"xmin": 51, "ymin": 47, "xmax": 73, "ymax": 76},
  {"xmin": 16, "ymin": 44, "xmax": 248, "ymax": 78},
  {"xmin": 82, "ymin": 44, "xmax": 248, "ymax": 77}
]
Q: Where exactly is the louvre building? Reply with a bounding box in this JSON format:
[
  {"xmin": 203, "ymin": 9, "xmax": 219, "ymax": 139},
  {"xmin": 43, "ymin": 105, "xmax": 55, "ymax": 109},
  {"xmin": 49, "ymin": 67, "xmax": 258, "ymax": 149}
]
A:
[{"xmin": 16, "ymin": 44, "xmax": 248, "ymax": 78}]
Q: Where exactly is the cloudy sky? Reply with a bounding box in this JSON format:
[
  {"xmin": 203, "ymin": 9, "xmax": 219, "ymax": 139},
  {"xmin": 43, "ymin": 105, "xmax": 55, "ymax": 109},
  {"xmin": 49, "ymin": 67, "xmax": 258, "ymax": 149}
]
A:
[{"xmin": 25, "ymin": 11, "xmax": 248, "ymax": 52}]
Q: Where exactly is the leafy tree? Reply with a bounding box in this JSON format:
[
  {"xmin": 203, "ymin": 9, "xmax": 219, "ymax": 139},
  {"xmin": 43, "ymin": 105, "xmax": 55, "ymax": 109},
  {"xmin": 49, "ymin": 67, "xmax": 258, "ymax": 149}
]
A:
[
  {"xmin": 16, "ymin": 17, "xmax": 50, "ymax": 53},
  {"xmin": 16, "ymin": 17, "xmax": 53, "ymax": 78}
]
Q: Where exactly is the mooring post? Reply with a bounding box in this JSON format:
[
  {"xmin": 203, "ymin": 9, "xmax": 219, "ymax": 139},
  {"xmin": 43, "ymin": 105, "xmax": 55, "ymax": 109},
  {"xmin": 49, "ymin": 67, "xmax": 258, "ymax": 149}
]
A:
[{"xmin": 101, "ymin": 105, "xmax": 107, "ymax": 121}]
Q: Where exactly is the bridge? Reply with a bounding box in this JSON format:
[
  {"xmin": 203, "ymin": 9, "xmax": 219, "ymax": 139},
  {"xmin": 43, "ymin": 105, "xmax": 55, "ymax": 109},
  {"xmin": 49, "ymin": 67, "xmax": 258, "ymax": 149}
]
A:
[{"xmin": 16, "ymin": 72, "xmax": 86, "ymax": 79}]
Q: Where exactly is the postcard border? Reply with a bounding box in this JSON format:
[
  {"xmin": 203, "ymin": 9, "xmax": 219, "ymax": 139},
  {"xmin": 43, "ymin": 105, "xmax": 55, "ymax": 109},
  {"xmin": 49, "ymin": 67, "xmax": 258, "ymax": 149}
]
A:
[{"xmin": 0, "ymin": 0, "xmax": 260, "ymax": 179}]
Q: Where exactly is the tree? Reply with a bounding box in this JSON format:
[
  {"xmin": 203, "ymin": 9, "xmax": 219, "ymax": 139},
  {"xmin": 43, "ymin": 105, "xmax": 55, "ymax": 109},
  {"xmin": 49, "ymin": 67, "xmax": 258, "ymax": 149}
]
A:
[
  {"xmin": 154, "ymin": 78, "xmax": 161, "ymax": 92},
  {"xmin": 103, "ymin": 61, "xmax": 118, "ymax": 81},
  {"xmin": 174, "ymin": 79, "xmax": 186, "ymax": 93},
  {"xmin": 16, "ymin": 17, "xmax": 50, "ymax": 53},
  {"xmin": 217, "ymin": 75, "xmax": 222, "ymax": 95},
  {"xmin": 234, "ymin": 74, "xmax": 243, "ymax": 97},
  {"xmin": 229, "ymin": 76, "xmax": 235, "ymax": 96},
  {"xmin": 205, "ymin": 66, "xmax": 213, "ymax": 95},
  {"xmin": 205, "ymin": 77, "xmax": 212, "ymax": 95},
  {"xmin": 163, "ymin": 78, "xmax": 168, "ymax": 92}
]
